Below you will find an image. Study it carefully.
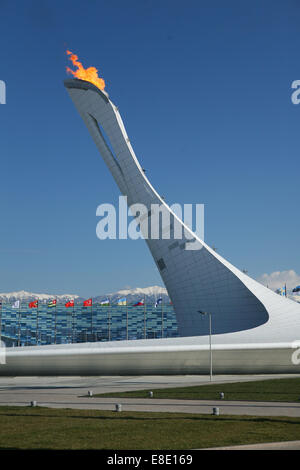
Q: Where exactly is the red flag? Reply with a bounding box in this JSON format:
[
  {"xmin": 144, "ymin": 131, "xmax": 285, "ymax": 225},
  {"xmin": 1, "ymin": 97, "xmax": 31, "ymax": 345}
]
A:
[
  {"xmin": 29, "ymin": 300, "xmax": 38, "ymax": 309},
  {"xmin": 83, "ymin": 298, "xmax": 92, "ymax": 307},
  {"xmin": 133, "ymin": 299, "xmax": 144, "ymax": 306},
  {"xmin": 65, "ymin": 300, "xmax": 75, "ymax": 308}
]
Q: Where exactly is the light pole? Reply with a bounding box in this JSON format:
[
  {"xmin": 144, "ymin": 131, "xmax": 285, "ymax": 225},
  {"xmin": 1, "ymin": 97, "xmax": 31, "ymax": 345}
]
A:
[{"xmin": 198, "ymin": 310, "xmax": 213, "ymax": 381}]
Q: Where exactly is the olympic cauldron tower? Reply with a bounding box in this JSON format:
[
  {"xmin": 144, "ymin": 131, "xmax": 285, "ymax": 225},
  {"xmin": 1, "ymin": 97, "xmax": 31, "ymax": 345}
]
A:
[{"xmin": 64, "ymin": 77, "xmax": 300, "ymax": 349}]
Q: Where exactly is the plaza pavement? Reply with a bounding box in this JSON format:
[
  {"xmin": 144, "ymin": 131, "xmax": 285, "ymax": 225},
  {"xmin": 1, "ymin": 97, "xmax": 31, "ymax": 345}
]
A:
[{"xmin": 0, "ymin": 374, "xmax": 299, "ymax": 417}]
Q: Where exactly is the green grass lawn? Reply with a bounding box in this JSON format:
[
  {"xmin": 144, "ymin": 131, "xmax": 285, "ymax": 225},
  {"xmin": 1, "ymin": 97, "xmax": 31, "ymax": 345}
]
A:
[
  {"xmin": 93, "ymin": 378, "xmax": 300, "ymax": 403},
  {"xmin": 0, "ymin": 406, "xmax": 299, "ymax": 449}
]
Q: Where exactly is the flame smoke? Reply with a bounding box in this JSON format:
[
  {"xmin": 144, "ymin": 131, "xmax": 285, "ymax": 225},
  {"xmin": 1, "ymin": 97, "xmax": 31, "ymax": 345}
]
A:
[{"xmin": 66, "ymin": 50, "xmax": 105, "ymax": 90}]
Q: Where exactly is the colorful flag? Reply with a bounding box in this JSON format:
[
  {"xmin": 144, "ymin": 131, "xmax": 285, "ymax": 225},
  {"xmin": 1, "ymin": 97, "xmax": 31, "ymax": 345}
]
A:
[
  {"xmin": 12, "ymin": 300, "xmax": 20, "ymax": 309},
  {"xmin": 133, "ymin": 299, "xmax": 144, "ymax": 306},
  {"xmin": 293, "ymin": 286, "xmax": 300, "ymax": 293},
  {"xmin": 276, "ymin": 287, "xmax": 286, "ymax": 297},
  {"xmin": 83, "ymin": 298, "xmax": 92, "ymax": 307},
  {"xmin": 65, "ymin": 300, "xmax": 75, "ymax": 308},
  {"xmin": 29, "ymin": 300, "xmax": 38, "ymax": 309},
  {"xmin": 100, "ymin": 299, "xmax": 110, "ymax": 306},
  {"xmin": 48, "ymin": 299, "xmax": 57, "ymax": 308},
  {"xmin": 117, "ymin": 297, "xmax": 127, "ymax": 306},
  {"xmin": 155, "ymin": 298, "xmax": 162, "ymax": 308}
]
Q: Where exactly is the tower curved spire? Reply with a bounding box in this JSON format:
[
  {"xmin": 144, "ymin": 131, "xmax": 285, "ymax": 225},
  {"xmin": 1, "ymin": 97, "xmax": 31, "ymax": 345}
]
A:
[{"xmin": 65, "ymin": 78, "xmax": 300, "ymax": 342}]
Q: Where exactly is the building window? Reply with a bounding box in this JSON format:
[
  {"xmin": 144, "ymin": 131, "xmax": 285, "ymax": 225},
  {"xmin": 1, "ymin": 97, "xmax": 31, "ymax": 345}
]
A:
[{"xmin": 157, "ymin": 258, "xmax": 166, "ymax": 271}]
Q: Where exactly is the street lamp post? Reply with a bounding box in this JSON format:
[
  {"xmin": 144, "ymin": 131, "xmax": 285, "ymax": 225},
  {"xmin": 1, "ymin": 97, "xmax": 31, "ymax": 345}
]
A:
[{"xmin": 197, "ymin": 310, "xmax": 212, "ymax": 381}]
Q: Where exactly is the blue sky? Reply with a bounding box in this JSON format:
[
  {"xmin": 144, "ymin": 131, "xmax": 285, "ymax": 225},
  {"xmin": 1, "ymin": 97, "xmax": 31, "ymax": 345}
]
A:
[{"xmin": 0, "ymin": 0, "xmax": 299, "ymax": 296}]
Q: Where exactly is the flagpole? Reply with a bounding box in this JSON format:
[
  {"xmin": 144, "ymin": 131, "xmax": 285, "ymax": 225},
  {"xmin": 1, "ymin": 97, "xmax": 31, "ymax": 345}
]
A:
[
  {"xmin": 108, "ymin": 296, "xmax": 111, "ymax": 341},
  {"xmin": 0, "ymin": 300, "xmax": 2, "ymax": 348},
  {"xmin": 126, "ymin": 301, "xmax": 128, "ymax": 340},
  {"xmin": 91, "ymin": 300, "xmax": 93, "ymax": 341},
  {"xmin": 26, "ymin": 303, "xmax": 28, "ymax": 346},
  {"xmin": 72, "ymin": 302, "xmax": 75, "ymax": 343},
  {"xmin": 36, "ymin": 301, "xmax": 39, "ymax": 345},
  {"xmin": 67, "ymin": 301, "xmax": 71, "ymax": 343},
  {"xmin": 18, "ymin": 302, "xmax": 21, "ymax": 346},
  {"xmin": 161, "ymin": 298, "xmax": 164, "ymax": 338},
  {"xmin": 56, "ymin": 298, "xmax": 58, "ymax": 345},
  {"xmin": 144, "ymin": 294, "xmax": 146, "ymax": 339},
  {"xmin": 54, "ymin": 300, "xmax": 57, "ymax": 344}
]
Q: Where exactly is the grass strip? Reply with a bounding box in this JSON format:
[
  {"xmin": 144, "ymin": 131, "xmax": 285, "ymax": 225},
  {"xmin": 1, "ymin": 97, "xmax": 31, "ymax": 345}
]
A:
[
  {"xmin": 0, "ymin": 406, "xmax": 299, "ymax": 449},
  {"xmin": 93, "ymin": 378, "xmax": 300, "ymax": 403}
]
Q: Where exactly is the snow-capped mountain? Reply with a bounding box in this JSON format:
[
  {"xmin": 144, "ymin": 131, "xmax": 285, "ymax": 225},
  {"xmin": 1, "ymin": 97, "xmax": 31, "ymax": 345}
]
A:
[
  {"xmin": 0, "ymin": 286, "xmax": 170, "ymax": 304},
  {"xmin": 94, "ymin": 286, "xmax": 170, "ymax": 304},
  {"xmin": 0, "ymin": 286, "xmax": 298, "ymax": 305},
  {"xmin": 0, "ymin": 290, "xmax": 79, "ymax": 303}
]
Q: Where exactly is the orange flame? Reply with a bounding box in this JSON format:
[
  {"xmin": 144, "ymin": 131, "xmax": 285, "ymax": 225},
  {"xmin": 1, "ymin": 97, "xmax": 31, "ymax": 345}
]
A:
[{"xmin": 66, "ymin": 50, "xmax": 105, "ymax": 90}]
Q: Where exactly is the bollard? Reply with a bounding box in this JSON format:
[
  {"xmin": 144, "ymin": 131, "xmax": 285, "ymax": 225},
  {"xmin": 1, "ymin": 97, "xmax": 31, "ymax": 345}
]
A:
[
  {"xmin": 115, "ymin": 403, "xmax": 122, "ymax": 412},
  {"xmin": 30, "ymin": 401, "xmax": 37, "ymax": 407},
  {"xmin": 212, "ymin": 407, "xmax": 220, "ymax": 416},
  {"xmin": 88, "ymin": 390, "xmax": 93, "ymax": 397},
  {"xmin": 149, "ymin": 391, "xmax": 153, "ymax": 398},
  {"xmin": 219, "ymin": 392, "xmax": 224, "ymax": 399}
]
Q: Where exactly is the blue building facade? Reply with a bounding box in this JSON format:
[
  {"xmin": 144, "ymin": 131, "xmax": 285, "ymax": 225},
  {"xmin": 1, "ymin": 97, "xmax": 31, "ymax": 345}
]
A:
[{"xmin": 0, "ymin": 303, "xmax": 178, "ymax": 347}]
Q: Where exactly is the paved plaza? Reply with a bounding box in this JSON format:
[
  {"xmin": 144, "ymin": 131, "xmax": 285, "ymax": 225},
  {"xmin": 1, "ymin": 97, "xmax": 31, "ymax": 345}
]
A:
[{"xmin": 0, "ymin": 374, "xmax": 299, "ymax": 417}]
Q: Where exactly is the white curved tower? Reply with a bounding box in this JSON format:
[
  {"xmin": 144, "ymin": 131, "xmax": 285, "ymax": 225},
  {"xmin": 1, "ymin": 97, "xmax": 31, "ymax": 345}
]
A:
[
  {"xmin": 2, "ymin": 77, "xmax": 300, "ymax": 378},
  {"xmin": 64, "ymin": 78, "xmax": 300, "ymax": 346}
]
